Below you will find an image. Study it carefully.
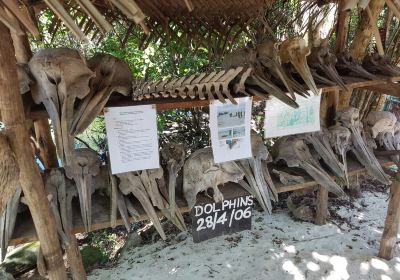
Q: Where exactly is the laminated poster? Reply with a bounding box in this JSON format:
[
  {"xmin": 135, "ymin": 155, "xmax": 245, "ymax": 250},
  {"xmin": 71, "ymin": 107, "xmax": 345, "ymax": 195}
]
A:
[
  {"xmin": 209, "ymin": 97, "xmax": 252, "ymax": 163},
  {"xmin": 264, "ymin": 92, "xmax": 321, "ymax": 138},
  {"xmin": 104, "ymin": 105, "xmax": 160, "ymax": 174}
]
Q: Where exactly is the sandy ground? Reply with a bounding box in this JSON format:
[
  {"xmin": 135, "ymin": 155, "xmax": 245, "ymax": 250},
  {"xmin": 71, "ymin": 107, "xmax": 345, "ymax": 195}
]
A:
[{"xmin": 88, "ymin": 188, "xmax": 400, "ymax": 280}]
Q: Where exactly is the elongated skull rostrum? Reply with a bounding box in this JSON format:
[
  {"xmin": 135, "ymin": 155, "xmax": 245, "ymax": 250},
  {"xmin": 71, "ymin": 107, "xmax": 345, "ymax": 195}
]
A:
[
  {"xmin": 336, "ymin": 51, "xmax": 375, "ymax": 80},
  {"xmin": 272, "ymin": 136, "xmax": 346, "ymax": 197},
  {"xmin": 257, "ymin": 40, "xmax": 298, "ymax": 98},
  {"xmin": 64, "ymin": 148, "xmax": 100, "ymax": 232},
  {"xmin": 161, "ymin": 142, "xmax": 185, "ymax": 217},
  {"xmin": 28, "ymin": 48, "xmax": 95, "ymax": 163},
  {"xmin": 308, "ymin": 44, "xmax": 347, "ymax": 91},
  {"xmin": 183, "ymin": 148, "xmax": 244, "ymax": 209},
  {"xmin": 279, "ymin": 37, "xmax": 319, "ymax": 96},
  {"xmin": 237, "ymin": 132, "xmax": 277, "ymax": 213},
  {"xmin": 362, "ymin": 52, "xmax": 400, "ymax": 76},
  {"xmin": 44, "ymin": 169, "xmax": 70, "ymax": 246},
  {"xmin": 272, "ymin": 169, "xmax": 305, "ymax": 185},
  {"xmin": 0, "ymin": 188, "xmax": 21, "ymax": 262},
  {"xmin": 223, "ymin": 45, "xmax": 298, "ymax": 108},
  {"xmin": 302, "ymin": 130, "xmax": 346, "ymax": 180},
  {"xmin": 328, "ymin": 125, "xmax": 352, "ymax": 187},
  {"xmin": 117, "ymin": 171, "xmax": 167, "ymax": 240},
  {"xmin": 70, "ymin": 53, "xmax": 132, "ymax": 136},
  {"xmin": 337, "ymin": 107, "xmax": 391, "ymax": 184},
  {"xmin": 365, "ymin": 111, "xmax": 399, "ymax": 163}
]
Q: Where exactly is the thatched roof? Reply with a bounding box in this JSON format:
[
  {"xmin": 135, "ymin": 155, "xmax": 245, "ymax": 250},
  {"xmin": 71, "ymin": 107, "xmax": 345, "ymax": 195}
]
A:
[{"xmin": 4, "ymin": 0, "xmax": 276, "ymax": 47}]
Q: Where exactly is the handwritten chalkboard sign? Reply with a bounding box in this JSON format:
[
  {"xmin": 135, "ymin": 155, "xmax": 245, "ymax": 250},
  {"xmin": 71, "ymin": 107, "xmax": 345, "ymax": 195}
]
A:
[{"xmin": 191, "ymin": 194, "xmax": 253, "ymax": 243}]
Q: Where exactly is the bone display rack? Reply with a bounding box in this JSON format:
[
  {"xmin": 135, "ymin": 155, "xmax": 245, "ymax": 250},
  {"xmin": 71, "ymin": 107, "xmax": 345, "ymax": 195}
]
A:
[
  {"xmin": 9, "ymin": 155, "xmax": 394, "ymax": 246},
  {"xmin": 25, "ymin": 74, "xmax": 400, "ymax": 119}
]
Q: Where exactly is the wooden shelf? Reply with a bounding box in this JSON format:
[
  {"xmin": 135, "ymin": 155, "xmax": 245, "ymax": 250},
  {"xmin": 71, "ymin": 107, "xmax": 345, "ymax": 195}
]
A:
[
  {"xmin": 9, "ymin": 155, "xmax": 394, "ymax": 246},
  {"xmin": 25, "ymin": 75, "xmax": 400, "ymax": 120}
]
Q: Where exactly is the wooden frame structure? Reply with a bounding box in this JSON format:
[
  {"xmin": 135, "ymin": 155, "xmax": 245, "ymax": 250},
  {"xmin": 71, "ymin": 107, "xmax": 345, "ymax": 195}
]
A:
[{"xmin": 0, "ymin": 1, "xmax": 400, "ymax": 279}]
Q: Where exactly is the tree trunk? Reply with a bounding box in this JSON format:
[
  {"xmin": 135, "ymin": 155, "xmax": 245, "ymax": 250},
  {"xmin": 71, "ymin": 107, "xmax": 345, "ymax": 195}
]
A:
[
  {"xmin": 0, "ymin": 22, "xmax": 67, "ymax": 280},
  {"xmin": 338, "ymin": 0, "xmax": 386, "ymax": 111}
]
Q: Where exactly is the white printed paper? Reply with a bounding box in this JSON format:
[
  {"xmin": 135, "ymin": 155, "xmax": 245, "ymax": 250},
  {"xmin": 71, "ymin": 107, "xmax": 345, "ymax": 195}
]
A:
[
  {"xmin": 209, "ymin": 97, "xmax": 252, "ymax": 163},
  {"xmin": 104, "ymin": 105, "xmax": 160, "ymax": 174},
  {"xmin": 264, "ymin": 92, "xmax": 321, "ymax": 138}
]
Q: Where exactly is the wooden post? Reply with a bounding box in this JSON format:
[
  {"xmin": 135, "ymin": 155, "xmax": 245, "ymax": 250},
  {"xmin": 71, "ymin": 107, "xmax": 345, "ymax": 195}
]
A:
[
  {"xmin": 11, "ymin": 30, "xmax": 86, "ymax": 279},
  {"xmin": 0, "ymin": 22, "xmax": 67, "ymax": 279},
  {"xmin": 315, "ymin": 186, "xmax": 329, "ymax": 225},
  {"xmin": 378, "ymin": 174, "xmax": 400, "ymax": 260},
  {"xmin": 34, "ymin": 118, "xmax": 59, "ymax": 169},
  {"xmin": 11, "ymin": 32, "xmax": 59, "ymax": 170},
  {"xmin": 334, "ymin": 0, "xmax": 350, "ymax": 54}
]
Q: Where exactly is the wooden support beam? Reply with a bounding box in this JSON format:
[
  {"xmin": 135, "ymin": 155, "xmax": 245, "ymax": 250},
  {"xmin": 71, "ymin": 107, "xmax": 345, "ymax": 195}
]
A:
[
  {"xmin": 378, "ymin": 173, "xmax": 400, "ymax": 260},
  {"xmin": 33, "ymin": 119, "xmax": 59, "ymax": 169},
  {"xmin": 0, "ymin": 22, "xmax": 67, "ymax": 279},
  {"xmin": 315, "ymin": 186, "xmax": 329, "ymax": 225}
]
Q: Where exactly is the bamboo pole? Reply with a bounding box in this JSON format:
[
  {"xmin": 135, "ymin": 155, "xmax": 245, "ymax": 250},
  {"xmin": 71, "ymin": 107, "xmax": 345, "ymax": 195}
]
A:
[{"xmin": 0, "ymin": 21, "xmax": 67, "ymax": 280}]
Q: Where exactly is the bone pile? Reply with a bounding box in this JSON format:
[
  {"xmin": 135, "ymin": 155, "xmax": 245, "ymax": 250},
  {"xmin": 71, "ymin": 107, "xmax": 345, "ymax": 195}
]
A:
[
  {"xmin": 335, "ymin": 107, "xmax": 391, "ymax": 185},
  {"xmin": 236, "ymin": 132, "xmax": 278, "ymax": 214},
  {"xmin": 365, "ymin": 111, "xmax": 400, "ymax": 164},
  {"xmin": 272, "ymin": 136, "xmax": 346, "ymax": 197},
  {"xmin": 132, "ymin": 38, "xmax": 396, "ymax": 109}
]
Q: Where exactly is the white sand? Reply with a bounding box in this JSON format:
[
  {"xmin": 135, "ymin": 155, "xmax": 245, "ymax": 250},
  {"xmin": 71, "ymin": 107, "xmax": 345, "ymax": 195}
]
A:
[{"xmin": 89, "ymin": 189, "xmax": 400, "ymax": 280}]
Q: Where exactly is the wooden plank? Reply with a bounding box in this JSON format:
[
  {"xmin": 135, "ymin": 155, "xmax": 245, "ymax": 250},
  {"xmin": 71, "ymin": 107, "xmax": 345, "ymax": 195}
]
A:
[
  {"xmin": 25, "ymin": 75, "xmax": 400, "ymax": 120},
  {"xmin": 9, "ymin": 156, "xmax": 394, "ymax": 246},
  {"xmin": 378, "ymin": 173, "xmax": 400, "ymax": 260},
  {"xmin": 315, "ymin": 186, "xmax": 329, "ymax": 225}
]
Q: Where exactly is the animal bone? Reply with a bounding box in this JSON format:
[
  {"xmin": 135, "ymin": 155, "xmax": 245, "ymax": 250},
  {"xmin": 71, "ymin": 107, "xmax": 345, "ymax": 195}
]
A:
[
  {"xmin": 328, "ymin": 125, "xmax": 352, "ymax": 187},
  {"xmin": 272, "ymin": 169, "xmax": 305, "ymax": 185},
  {"xmin": 0, "ymin": 188, "xmax": 21, "ymax": 262},
  {"xmin": 308, "ymin": 44, "xmax": 347, "ymax": 91},
  {"xmin": 302, "ymin": 130, "xmax": 346, "ymax": 180},
  {"xmin": 183, "ymin": 148, "xmax": 244, "ymax": 208},
  {"xmin": 224, "ymin": 47, "xmax": 299, "ymax": 108},
  {"xmin": 336, "ymin": 51, "xmax": 376, "ymax": 80},
  {"xmin": 237, "ymin": 132, "xmax": 278, "ymax": 213},
  {"xmin": 279, "ymin": 37, "xmax": 319, "ymax": 96},
  {"xmin": 44, "ymin": 169, "xmax": 70, "ymax": 246},
  {"xmin": 337, "ymin": 107, "xmax": 391, "ymax": 184},
  {"xmin": 362, "ymin": 53, "xmax": 400, "ymax": 76},
  {"xmin": 70, "ymin": 54, "xmax": 132, "ymax": 135},
  {"xmin": 365, "ymin": 111, "xmax": 397, "ymax": 138},
  {"xmin": 64, "ymin": 149, "xmax": 100, "ymax": 232},
  {"xmin": 17, "ymin": 63, "xmax": 33, "ymax": 95},
  {"xmin": 117, "ymin": 171, "xmax": 167, "ymax": 239},
  {"xmin": 272, "ymin": 136, "xmax": 346, "ymax": 197},
  {"xmin": 133, "ymin": 67, "xmax": 243, "ymax": 104},
  {"xmin": 29, "ymin": 48, "xmax": 95, "ymax": 163},
  {"xmin": 0, "ymin": 132, "xmax": 20, "ymax": 215},
  {"xmin": 257, "ymin": 40, "xmax": 297, "ymax": 99},
  {"xmin": 365, "ymin": 111, "xmax": 399, "ymax": 163},
  {"xmin": 161, "ymin": 142, "xmax": 185, "ymax": 217}
]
